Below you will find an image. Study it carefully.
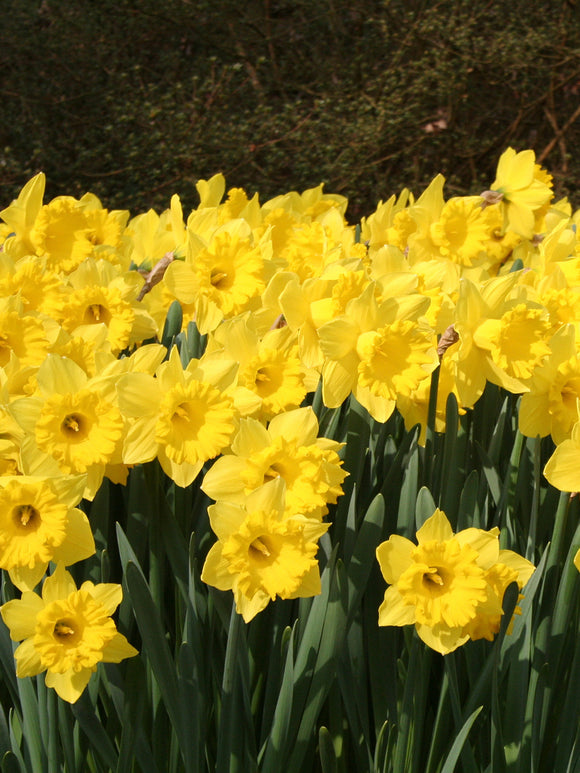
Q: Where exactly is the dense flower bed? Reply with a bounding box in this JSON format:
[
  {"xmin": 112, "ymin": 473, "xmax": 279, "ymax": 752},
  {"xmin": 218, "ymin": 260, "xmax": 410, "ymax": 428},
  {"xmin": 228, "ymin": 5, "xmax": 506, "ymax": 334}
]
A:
[{"xmin": 0, "ymin": 149, "xmax": 579, "ymax": 771}]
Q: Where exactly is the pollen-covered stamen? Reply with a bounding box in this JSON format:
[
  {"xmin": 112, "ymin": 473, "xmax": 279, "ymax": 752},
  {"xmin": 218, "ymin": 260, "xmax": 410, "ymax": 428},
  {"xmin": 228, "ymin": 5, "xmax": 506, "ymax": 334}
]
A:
[
  {"xmin": 53, "ymin": 620, "xmax": 77, "ymax": 640},
  {"xmin": 210, "ymin": 268, "xmax": 228, "ymax": 288},
  {"xmin": 173, "ymin": 405, "xmax": 191, "ymax": 422},
  {"xmin": 255, "ymin": 368, "xmax": 271, "ymax": 383},
  {"xmin": 561, "ymin": 383, "xmax": 580, "ymax": 411},
  {"xmin": 83, "ymin": 304, "xmax": 111, "ymax": 325},
  {"xmin": 61, "ymin": 413, "xmax": 85, "ymax": 437},
  {"xmin": 263, "ymin": 464, "xmax": 282, "ymax": 482},
  {"xmin": 171, "ymin": 402, "xmax": 202, "ymax": 432},
  {"xmin": 87, "ymin": 230, "xmax": 101, "ymax": 246},
  {"xmin": 249, "ymin": 536, "xmax": 272, "ymax": 560},
  {"xmin": 423, "ymin": 567, "xmax": 445, "ymax": 588},
  {"xmin": 13, "ymin": 504, "xmax": 39, "ymax": 529}
]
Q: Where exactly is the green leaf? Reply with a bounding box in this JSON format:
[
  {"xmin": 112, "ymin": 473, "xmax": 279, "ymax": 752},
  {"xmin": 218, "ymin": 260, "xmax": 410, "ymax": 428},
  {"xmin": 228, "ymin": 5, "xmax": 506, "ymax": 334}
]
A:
[
  {"xmin": 397, "ymin": 430, "xmax": 420, "ymax": 537},
  {"xmin": 57, "ymin": 701, "xmax": 80, "ymax": 773},
  {"xmin": 124, "ymin": 562, "xmax": 189, "ymax": 768},
  {"xmin": 440, "ymin": 707, "xmax": 483, "ymax": 773},
  {"xmin": 0, "ymin": 705, "xmax": 10, "ymax": 763},
  {"xmin": 0, "ymin": 623, "xmax": 19, "ymax": 713},
  {"xmin": 71, "ymin": 691, "xmax": 119, "ymax": 772},
  {"xmin": 456, "ymin": 470, "xmax": 480, "ymax": 531},
  {"xmin": 475, "ymin": 442, "xmax": 501, "ymax": 507},
  {"xmin": 438, "ymin": 392, "xmax": 463, "ymax": 519},
  {"xmin": 216, "ymin": 605, "xmax": 256, "ymax": 773},
  {"xmin": 415, "ymin": 487, "xmax": 437, "ymax": 530},
  {"xmin": 259, "ymin": 626, "xmax": 295, "ymax": 771},
  {"xmin": 16, "ymin": 677, "xmax": 43, "ymax": 773},
  {"xmin": 7, "ymin": 711, "xmax": 26, "ymax": 773},
  {"xmin": 161, "ymin": 300, "xmax": 183, "ymax": 352}
]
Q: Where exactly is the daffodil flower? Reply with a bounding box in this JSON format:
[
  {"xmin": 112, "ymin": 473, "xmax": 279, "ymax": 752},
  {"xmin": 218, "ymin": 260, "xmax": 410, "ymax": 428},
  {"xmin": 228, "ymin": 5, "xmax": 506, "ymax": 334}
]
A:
[
  {"xmin": 201, "ymin": 477, "xmax": 328, "ymax": 622},
  {"xmin": 0, "ymin": 564, "xmax": 137, "ymax": 703},
  {"xmin": 376, "ymin": 509, "xmax": 535, "ymax": 654}
]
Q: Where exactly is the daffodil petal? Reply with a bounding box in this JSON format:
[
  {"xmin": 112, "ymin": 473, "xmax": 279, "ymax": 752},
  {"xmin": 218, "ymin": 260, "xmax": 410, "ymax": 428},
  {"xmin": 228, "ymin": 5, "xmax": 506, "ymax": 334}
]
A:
[
  {"xmin": 1, "ymin": 593, "xmax": 44, "ymax": 640},
  {"xmin": 378, "ymin": 586, "xmax": 416, "ymax": 627},
  {"xmin": 14, "ymin": 637, "xmax": 44, "ymax": 677},
  {"xmin": 45, "ymin": 668, "xmax": 93, "ymax": 704}
]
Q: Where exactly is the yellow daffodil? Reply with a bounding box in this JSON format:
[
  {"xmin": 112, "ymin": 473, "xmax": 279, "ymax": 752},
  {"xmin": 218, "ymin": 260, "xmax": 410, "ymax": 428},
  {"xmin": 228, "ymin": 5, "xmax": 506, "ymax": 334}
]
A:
[
  {"xmin": 359, "ymin": 188, "xmax": 411, "ymax": 250},
  {"xmin": 452, "ymin": 274, "xmax": 530, "ymax": 407},
  {"xmin": 276, "ymin": 217, "xmax": 343, "ymax": 282},
  {"xmin": 59, "ymin": 258, "xmax": 157, "ymax": 354},
  {"xmin": 9, "ymin": 355, "xmax": 125, "ymax": 500},
  {"xmin": 0, "ymin": 297, "xmax": 51, "ymax": 369},
  {"xmin": 462, "ymin": 549, "xmax": 535, "ymax": 641},
  {"xmin": 403, "ymin": 174, "xmax": 446, "ymax": 264},
  {"xmin": 429, "ymin": 196, "xmax": 496, "ymax": 268},
  {"xmin": 376, "ymin": 509, "xmax": 534, "ymax": 654},
  {"xmin": 0, "ymin": 474, "xmax": 93, "ymax": 591},
  {"xmin": 0, "ymin": 564, "xmax": 137, "ymax": 703},
  {"xmin": 24, "ymin": 191, "xmax": 128, "ymax": 274},
  {"xmin": 201, "ymin": 477, "xmax": 328, "ymax": 622},
  {"xmin": 396, "ymin": 341, "xmax": 464, "ymax": 445},
  {"xmin": 318, "ymin": 282, "xmax": 438, "ymax": 422},
  {"xmin": 543, "ymin": 420, "xmax": 580, "ymax": 492},
  {"xmin": 125, "ymin": 207, "xmax": 180, "ymax": 272},
  {"xmin": 0, "ymin": 254, "xmax": 65, "ymax": 318},
  {"xmin": 0, "ymin": 173, "xmax": 46, "ymax": 259},
  {"xmin": 207, "ymin": 314, "xmax": 314, "ymax": 421},
  {"xmin": 28, "ymin": 196, "xmax": 97, "ymax": 274},
  {"xmin": 519, "ymin": 324, "xmax": 580, "ymax": 443},
  {"xmin": 473, "ymin": 300, "xmax": 552, "ymax": 382},
  {"xmin": 486, "ymin": 147, "xmax": 553, "ymax": 239},
  {"xmin": 202, "ymin": 407, "xmax": 347, "ymax": 520},
  {"xmin": 117, "ymin": 347, "xmax": 237, "ymax": 487},
  {"xmin": 164, "ymin": 219, "xmax": 275, "ymax": 334}
]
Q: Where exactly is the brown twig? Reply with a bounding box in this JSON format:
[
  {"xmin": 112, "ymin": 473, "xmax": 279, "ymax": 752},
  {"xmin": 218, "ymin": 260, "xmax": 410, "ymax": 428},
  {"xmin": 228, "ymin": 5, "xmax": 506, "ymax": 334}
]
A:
[{"xmin": 538, "ymin": 103, "xmax": 580, "ymax": 166}]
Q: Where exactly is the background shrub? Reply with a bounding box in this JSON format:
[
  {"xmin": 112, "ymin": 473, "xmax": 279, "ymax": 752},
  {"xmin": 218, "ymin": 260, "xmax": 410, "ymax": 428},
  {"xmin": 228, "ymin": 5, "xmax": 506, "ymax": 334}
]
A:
[{"xmin": 1, "ymin": 0, "xmax": 579, "ymax": 219}]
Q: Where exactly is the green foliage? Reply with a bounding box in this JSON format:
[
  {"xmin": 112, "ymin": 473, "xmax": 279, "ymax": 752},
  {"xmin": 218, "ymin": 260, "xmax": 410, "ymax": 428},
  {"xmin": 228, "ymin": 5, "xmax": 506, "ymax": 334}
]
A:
[
  {"xmin": 1, "ymin": 0, "xmax": 579, "ymax": 217},
  {"xmin": 2, "ymin": 353, "xmax": 580, "ymax": 771}
]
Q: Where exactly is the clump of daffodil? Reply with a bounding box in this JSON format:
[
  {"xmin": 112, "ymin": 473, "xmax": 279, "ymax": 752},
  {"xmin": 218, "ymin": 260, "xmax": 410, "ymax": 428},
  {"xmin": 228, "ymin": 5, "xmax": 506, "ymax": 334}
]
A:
[
  {"xmin": 483, "ymin": 147, "xmax": 553, "ymax": 240},
  {"xmin": 0, "ymin": 474, "xmax": 94, "ymax": 592},
  {"xmin": 0, "ymin": 563, "xmax": 137, "ymax": 703},
  {"xmin": 202, "ymin": 407, "xmax": 347, "ymax": 521},
  {"xmin": 376, "ymin": 509, "xmax": 535, "ymax": 654},
  {"xmin": 201, "ymin": 477, "xmax": 328, "ymax": 622}
]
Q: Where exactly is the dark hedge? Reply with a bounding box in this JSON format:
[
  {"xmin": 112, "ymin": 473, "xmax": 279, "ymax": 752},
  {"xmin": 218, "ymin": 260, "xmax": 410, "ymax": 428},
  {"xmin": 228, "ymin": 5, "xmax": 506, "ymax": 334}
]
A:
[{"xmin": 1, "ymin": 0, "xmax": 579, "ymax": 221}]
